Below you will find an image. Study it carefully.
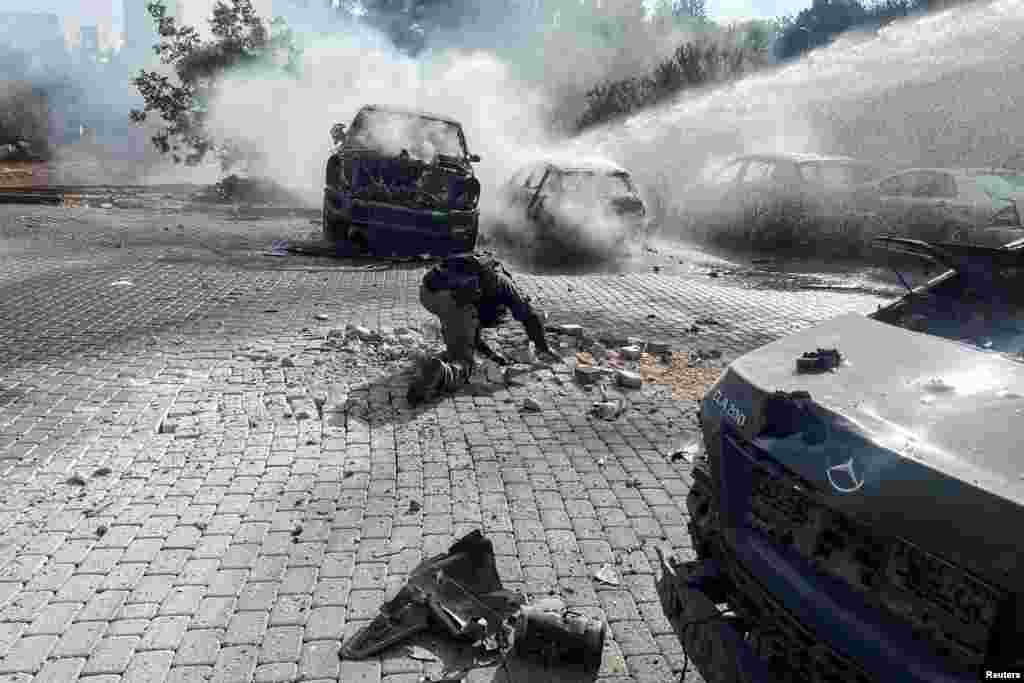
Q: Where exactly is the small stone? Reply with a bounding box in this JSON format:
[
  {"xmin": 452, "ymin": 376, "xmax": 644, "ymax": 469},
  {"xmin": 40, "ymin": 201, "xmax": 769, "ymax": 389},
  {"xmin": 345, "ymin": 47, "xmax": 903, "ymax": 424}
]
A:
[
  {"xmin": 314, "ymin": 313, "xmax": 329, "ymax": 321},
  {"xmin": 575, "ymin": 366, "xmax": 603, "ymax": 386},
  {"xmin": 620, "ymin": 345, "xmax": 641, "ymax": 360},
  {"xmin": 616, "ymin": 370, "xmax": 643, "ymax": 389},
  {"xmin": 92, "ymin": 467, "xmax": 112, "ymax": 477},
  {"xmin": 66, "ymin": 474, "xmax": 86, "ymax": 486},
  {"xmin": 647, "ymin": 340, "xmax": 671, "ymax": 355},
  {"xmin": 407, "ymin": 500, "xmax": 422, "ymax": 514},
  {"xmin": 594, "ymin": 564, "xmax": 620, "ymax": 586},
  {"xmin": 523, "ymin": 398, "xmax": 541, "ymax": 412},
  {"xmin": 96, "ymin": 525, "xmax": 108, "ymax": 537},
  {"xmin": 558, "ymin": 324, "xmax": 584, "ymax": 337},
  {"xmin": 282, "ymin": 357, "xmax": 295, "ymax": 367}
]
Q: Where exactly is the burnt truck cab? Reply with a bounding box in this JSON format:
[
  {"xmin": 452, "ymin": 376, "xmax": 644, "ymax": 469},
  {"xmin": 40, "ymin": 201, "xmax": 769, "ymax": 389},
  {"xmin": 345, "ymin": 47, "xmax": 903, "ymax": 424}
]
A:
[
  {"xmin": 660, "ymin": 235, "xmax": 1024, "ymax": 683},
  {"xmin": 323, "ymin": 104, "xmax": 482, "ymax": 255}
]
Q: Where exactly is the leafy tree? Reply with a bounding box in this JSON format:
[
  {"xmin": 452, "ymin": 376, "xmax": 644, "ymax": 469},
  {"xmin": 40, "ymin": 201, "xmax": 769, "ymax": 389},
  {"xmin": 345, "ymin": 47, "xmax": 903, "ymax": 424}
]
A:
[
  {"xmin": 129, "ymin": 0, "xmax": 301, "ymax": 168},
  {"xmin": 774, "ymin": 0, "xmax": 931, "ymax": 61}
]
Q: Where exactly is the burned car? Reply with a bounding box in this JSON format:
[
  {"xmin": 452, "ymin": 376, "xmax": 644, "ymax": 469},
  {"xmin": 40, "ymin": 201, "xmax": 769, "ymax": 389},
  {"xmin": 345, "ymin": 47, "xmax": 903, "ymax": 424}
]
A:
[
  {"xmin": 497, "ymin": 159, "xmax": 647, "ymax": 258},
  {"xmin": 678, "ymin": 153, "xmax": 885, "ymax": 249},
  {"xmin": 659, "ymin": 234, "xmax": 1024, "ymax": 682},
  {"xmin": 854, "ymin": 167, "xmax": 1024, "ymax": 246},
  {"xmin": 322, "ymin": 105, "xmax": 482, "ymax": 254}
]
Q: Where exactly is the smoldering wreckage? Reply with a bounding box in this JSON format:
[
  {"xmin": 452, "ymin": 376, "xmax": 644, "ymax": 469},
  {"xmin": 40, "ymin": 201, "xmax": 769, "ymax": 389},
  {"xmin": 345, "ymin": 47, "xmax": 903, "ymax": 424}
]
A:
[{"xmin": 7, "ymin": 74, "xmax": 1024, "ymax": 680}]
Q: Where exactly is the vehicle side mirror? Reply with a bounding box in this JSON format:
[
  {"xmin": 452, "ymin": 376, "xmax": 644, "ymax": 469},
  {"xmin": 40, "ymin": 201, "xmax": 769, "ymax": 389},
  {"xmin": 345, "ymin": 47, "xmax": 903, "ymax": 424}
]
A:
[{"xmin": 468, "ymin": 154, "xmax": 481, "ymax": 163}]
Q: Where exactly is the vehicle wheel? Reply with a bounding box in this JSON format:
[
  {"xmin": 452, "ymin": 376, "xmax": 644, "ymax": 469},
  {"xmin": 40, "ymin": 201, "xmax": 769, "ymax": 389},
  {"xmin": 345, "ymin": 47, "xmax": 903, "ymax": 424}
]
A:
[
  {"xmin": 322, "ymin": 202, "xmax": 348, "ymax": 244},
  {"xmin": 350, "ymin": 231, "xmax": 369, "ymax": 255}
]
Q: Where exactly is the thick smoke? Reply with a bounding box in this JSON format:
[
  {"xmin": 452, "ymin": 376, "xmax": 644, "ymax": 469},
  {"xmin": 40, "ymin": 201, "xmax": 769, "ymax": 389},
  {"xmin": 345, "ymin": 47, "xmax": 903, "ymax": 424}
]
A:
[
  {"xmin": 203, "ymin": 25, "xmax": 560, "ymax": 213},
  {"xmin": 569, "ymin": 0, "xmax": 1024, "ymax": 238}
]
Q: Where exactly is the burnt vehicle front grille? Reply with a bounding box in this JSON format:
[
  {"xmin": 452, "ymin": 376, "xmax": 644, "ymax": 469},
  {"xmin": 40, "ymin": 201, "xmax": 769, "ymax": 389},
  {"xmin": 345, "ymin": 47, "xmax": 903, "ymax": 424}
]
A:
[
  {"xmin": 744, "ymin": 454, "xmax": 1005, "ymax": 673},
  {"xmin": 723, "ymin": 548, "xmax": 875, "ymax": 683}
]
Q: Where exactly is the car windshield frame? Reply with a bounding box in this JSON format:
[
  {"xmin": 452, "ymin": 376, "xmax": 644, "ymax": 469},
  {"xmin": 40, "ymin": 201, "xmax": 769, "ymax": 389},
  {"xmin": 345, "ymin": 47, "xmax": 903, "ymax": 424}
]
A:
[
  {"xmin": 347, "ymin": 110, "xmax": 469, "ymax": 160},
  {"xmin": 550, "ymin": 170, "xmax": 635, "ymax": 196},
  {"xmin": 798, "ymin": 161, "xmax": 877, "ymax": 188}
]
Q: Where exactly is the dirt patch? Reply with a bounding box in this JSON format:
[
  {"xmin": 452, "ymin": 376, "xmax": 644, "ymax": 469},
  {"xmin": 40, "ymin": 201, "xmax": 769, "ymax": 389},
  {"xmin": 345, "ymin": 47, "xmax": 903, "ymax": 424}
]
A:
[
  {"xmin": 639, "ymin": 352, "xmax": 723, "ymax": 401},
  {"xmin": 0, "ymin": 161, "xmax": 49, "ymax": 188}
]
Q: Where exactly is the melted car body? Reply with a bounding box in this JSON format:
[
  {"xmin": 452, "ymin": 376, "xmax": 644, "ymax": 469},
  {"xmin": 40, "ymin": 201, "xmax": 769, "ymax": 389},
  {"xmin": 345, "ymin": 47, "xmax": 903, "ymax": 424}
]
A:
[
  {"xmin": 499, "ymin": 159, "xmax": 647, "ymax": 258},
  {"xmin": 661, "ymin": 235, "xmax": 1024, "ymax": 682},
  {"xmin": 322, "ymin": 105, "xmax": 481, "ymax": 254}
]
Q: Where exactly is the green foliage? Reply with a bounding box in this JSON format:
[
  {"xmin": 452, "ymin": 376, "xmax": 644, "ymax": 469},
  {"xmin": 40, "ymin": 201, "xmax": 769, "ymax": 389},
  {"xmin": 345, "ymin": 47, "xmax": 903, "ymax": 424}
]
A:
[
  {"xmin": 129, "ymin": 0, "xmax": 302, "ymax": 168},
  {"xmin": 774, "ymin": 0, "xmax": 930, "ymax": 61},
  {"xmin": 576, "ymin": 31, "xmax": 769, "ymax": 131}
]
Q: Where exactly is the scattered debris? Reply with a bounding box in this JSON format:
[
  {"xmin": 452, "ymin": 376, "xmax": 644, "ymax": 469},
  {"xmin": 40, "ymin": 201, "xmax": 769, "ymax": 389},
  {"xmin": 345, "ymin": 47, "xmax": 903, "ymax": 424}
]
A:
[
  {"xmin": 575, "ymin": 366, "xmax": 603, "ymax": 386},
  {"xmin": 339, "ymin": 530, "xmax": 523, "ymax": 660},
  {"xmin": 616, "ymin": 370, "xmax": 643, "ymax": 389},
  {"xmin": 407, "ymin": 500, "xmax": 422, "ymax": 514},
  {"xmin": 555, "ymin": 324, "xmax": 584, "ymax": 337},
  {"xmin": 796, "ymin": 348, "xmax": 843, "ymax": 374},
  {"xmin": 646, "ymin": 340, "xmax": 671, "ymax": 355},
  {"xmin": 593, "ymin": 563, "xmax": 621, "ymax": 586},
  {"xmin": 639, "ymin": 353, "xmax": 723, "ymax": 401},
  {"xmin": 266, "ymin": 239, "xmax": 290, "ymax": 257},
  {"xmin": 522, "ymin": 397, "xmax": 542, "ymax": 412},
  {"xmin": 670, "ymin": 437, "xmax": 703, "ymax": 463},
  {"xmin": 695, "ymin": 316, "xmax": 720, "ymax": 326},
  {"xmin": 407, "ymin": 645, "xmax": 438, "ymax": 662},
  {"xmin": 591, "ymin": 400, "xmax": 624, "ymax": 420},
  {"xmin": 619, "ymin": 345, "xmax": 641, "ymax": 361},
  {"xmin": 575, "ymin": 351, "xmax": 594, "ymax": 366},
  {"xmin": 510, "ymin": 598, "xmax": 606, "ymax": 677},
  {"xmin": 923, "ymin": 377, "xmax": 955, "ymax": 393}
]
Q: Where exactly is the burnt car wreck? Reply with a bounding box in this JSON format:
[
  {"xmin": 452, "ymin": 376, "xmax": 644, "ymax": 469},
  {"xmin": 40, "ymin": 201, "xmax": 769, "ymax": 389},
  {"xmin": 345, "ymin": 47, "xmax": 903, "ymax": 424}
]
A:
[
  {"xmin": 659, "ymin": 235, "xmax": 1024, "ymax": 682},
  {"xmin": 323, "ymin": 104, "xmax": 482, "ymax": 255},
  {"xmin": 497, "ymin": 159, "xmax": 648, "ymax": 259}
]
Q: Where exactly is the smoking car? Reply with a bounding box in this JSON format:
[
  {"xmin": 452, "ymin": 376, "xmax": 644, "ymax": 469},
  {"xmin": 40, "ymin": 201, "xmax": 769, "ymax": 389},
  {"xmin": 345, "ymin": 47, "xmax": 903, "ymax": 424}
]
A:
[
  {"xmin": 497, "ymin": 159, "xmax": 648, "ymax": 258},
  {"xmin": 678, "ymin": 153, "xmax": 885, "ymax": 247},
  {"xmin": 659, "ymin": 234, "xmax": 1024, "ymax": 682},
  {"xmin": 853, "ymin": 167, "xmax": 1024, "ymax": 245},
  {"xmin": 322, "ymin": 104, "xmax": 482, "ymax": 254}
]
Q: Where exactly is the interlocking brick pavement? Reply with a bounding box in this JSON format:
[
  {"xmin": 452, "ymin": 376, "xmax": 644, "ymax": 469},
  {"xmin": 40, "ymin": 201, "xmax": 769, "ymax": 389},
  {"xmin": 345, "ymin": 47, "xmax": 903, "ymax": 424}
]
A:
[{"xmin": 0, "ymin": 204, "xmax": 893, "ymax": 682}]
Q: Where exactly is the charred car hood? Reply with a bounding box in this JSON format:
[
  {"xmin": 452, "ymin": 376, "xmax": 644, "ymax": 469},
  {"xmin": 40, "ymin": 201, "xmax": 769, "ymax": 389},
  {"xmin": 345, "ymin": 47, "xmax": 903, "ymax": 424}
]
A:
[
  {"xmin": 343, "ymin": 149, "xmax": 478, "ymax": 210},
  {"xmin": 704, "ymin": 312, "xmax": 1024, "ymax": 586}
]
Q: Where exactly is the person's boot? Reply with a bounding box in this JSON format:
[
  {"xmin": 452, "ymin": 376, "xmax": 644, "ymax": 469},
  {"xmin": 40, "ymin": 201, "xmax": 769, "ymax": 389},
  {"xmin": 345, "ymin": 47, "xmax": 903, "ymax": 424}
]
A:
[
  {"xmin": 407, "ymin": 357, "xmax": 447, "ymax": 406},
  {"xmin": 407, "ymin": 357, "xmax": 472, "ymax": 406}
]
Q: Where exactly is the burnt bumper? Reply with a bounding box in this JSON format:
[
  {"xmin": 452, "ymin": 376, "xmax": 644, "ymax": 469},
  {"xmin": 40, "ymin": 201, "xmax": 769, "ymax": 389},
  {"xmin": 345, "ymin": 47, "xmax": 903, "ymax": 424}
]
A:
[{"xmin": 657, "ymin": 553, "xmax": 771, "ymax": 683}]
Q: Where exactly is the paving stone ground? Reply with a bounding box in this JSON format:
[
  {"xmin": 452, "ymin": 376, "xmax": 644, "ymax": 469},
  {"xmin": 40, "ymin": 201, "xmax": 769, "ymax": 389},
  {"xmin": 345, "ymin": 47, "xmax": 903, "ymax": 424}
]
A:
[{"xmin": 0, "ymin": 204, "xmax": 893, "ymax": 682}]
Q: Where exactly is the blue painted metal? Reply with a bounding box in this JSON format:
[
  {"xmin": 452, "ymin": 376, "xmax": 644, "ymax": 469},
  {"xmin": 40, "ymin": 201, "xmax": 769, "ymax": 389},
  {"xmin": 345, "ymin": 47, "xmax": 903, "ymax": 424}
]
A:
[{"xmin": 719, "ymin": 429, "xmax": 976, "ymax": 683}]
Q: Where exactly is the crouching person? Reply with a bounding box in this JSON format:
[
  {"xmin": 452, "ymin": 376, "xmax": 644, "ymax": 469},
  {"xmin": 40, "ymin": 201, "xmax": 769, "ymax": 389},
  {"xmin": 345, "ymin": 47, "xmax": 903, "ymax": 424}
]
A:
[{"xmin": 408, "ymin": 252, "xmax": 558, "ymax": 405}]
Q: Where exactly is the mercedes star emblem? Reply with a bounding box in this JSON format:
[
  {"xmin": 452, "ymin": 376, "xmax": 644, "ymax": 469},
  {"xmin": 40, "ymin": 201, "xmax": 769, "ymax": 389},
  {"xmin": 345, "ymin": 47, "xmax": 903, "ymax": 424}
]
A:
[{"xmin": 826, "ymin": 456, "xmax": 865, "ymax": 493}]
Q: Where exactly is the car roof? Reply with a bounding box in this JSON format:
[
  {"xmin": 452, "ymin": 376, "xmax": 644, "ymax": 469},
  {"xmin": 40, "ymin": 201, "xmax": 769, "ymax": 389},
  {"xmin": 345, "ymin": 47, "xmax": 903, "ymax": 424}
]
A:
[
  {"xmin": 733, "ymin": 153, "xmax": 867, "ymax": 165},
  {"xmin": 542, "ymin": 160, "xmax": 629, "ymax": 174},
  {"xmin": 884, "ymin": 167, "xmax": 1024, "ymax": 177},
  {"xmin": 357, "ymin": 104, "xmax": 462, "ymax": 126}
]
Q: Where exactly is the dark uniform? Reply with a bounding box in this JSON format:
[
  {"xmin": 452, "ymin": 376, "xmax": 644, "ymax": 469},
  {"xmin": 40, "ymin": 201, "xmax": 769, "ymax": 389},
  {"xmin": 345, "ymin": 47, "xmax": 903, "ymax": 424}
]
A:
[{"xmin": 408, "ymin": 253, "xmax": 554, "ymax": 404}]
